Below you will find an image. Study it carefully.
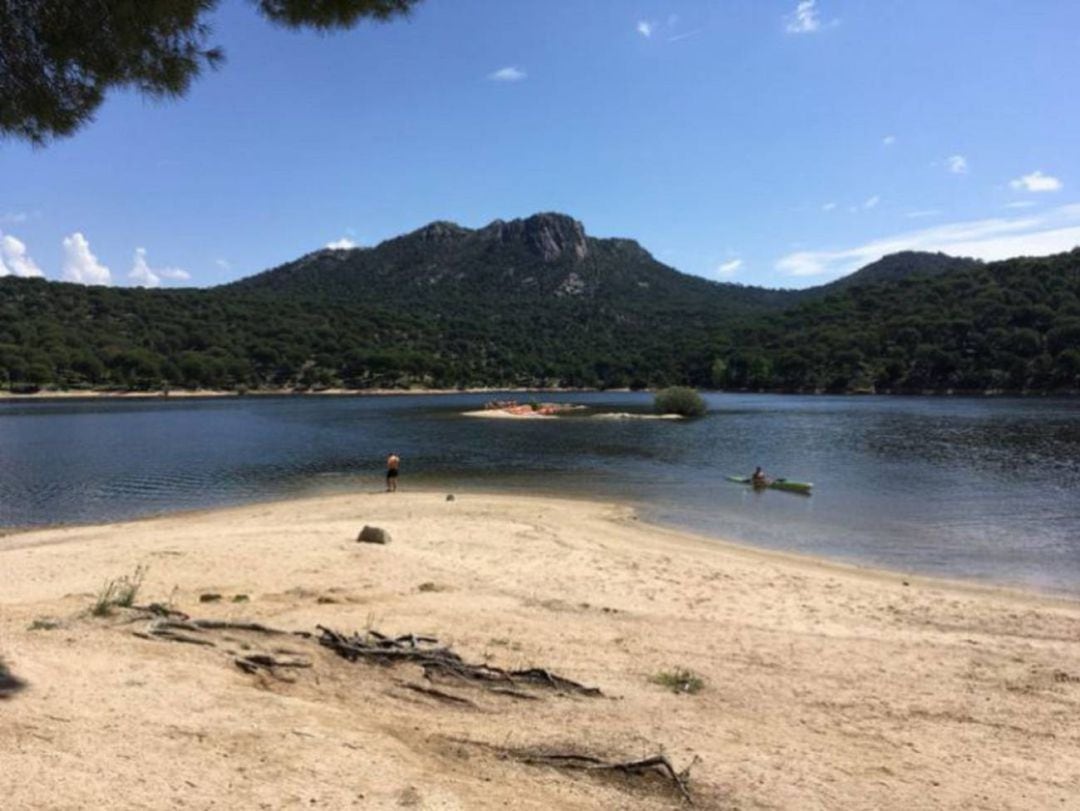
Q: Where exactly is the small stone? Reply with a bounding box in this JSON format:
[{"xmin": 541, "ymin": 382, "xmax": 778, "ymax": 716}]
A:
[
  {"xmin": 446, "ymin": 494, "xmax": 455, "ymax": 502},
  {"xmin": 199, "ymin": 593, "xmax": 222, "ymax": 603},
  {"xmin": 357, "ymin": 525, "xmax": 392, "ymax": 545}
]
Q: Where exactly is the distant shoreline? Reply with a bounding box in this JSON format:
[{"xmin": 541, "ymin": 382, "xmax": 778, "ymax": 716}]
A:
[
  {"xmin": 0, "ymin": 386, "xmax": 607, "ymax": 402},
  {"xmin": 1, "ymin": 386, "xmax": 1075, "ymax": 403}
]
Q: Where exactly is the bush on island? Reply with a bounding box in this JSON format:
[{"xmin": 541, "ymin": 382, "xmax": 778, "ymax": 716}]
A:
[{"xmin": 654, "ymin": 386, "xmax": 706, "ymax": 417}]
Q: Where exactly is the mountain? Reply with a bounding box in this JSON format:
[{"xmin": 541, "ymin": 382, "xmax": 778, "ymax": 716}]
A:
[
  {"xmin": 1, "ymin": 213, "xmax": 1077, "ymax": 393},
  {"xmin": 816, "ymin": 251, "xmax": 983, "ymax": 292},
  {"xmin": 228, "ymin": 212, "xmax": 793, "ymax": 318}
]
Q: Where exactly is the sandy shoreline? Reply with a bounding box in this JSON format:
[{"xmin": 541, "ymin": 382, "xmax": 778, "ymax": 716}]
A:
[
  {"xmin": 3, "ymin": 492, "xmax": 1079, "ymax": 809},
  {"xmin": 0, "ymin": 387, "xmax": 607, "ymax": 402}
]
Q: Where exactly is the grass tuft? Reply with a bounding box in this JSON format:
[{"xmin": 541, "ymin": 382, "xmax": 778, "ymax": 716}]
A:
[
  {"xmin": 91, "ymin": 564, "xmax": 148, "ymax": 617},
  {"xmin": 27, "ymin": 617, "xmax": 62, "ymax": 631},
  {"xmin": 650, "ymin": 667, "xmax": 705, "ymax": 695}
]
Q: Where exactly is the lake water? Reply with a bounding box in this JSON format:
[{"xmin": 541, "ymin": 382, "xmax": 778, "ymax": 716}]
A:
[{"xmin": 2, "ymin": 392, "xmax": 1078, "ymax": 595}]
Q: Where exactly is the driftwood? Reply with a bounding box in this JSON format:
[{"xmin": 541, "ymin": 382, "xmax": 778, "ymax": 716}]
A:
[
  {"xmin": 132, "ymin": 615, "xmax": 600, "ymax": 701},
  {"xmin": 514, "ymin": 752, "xmax": 695, "ymax": 804},
  {"xmin": 189, "ymin": 619, "xmax": 288, "ymax": 635},
  {"xmin": 132, "ymin": 603, "xmax": 189, "ymax": 619},
  {"xmin": 396, "ymin": 680, "xmax": 477, "ymax": 707},
  {"xmin": 316, "ymin": 625, "xmax": 601, "ymax": 697},
  {"xmin": 235, "ymin": 654, "xmax": 313, "ymax": 675}
]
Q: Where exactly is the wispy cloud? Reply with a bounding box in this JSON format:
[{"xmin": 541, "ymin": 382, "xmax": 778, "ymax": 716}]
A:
[
  {"xmin": 488, "ymin": 66, "xmax": 526, "ymax": 82},
  {"xmin": 128, "ymin": 247, "xmax": 189, "ymax": 288},
  {"xmin": 668, "ymin": 29, "xmax": 702, "ymax": 42},
  {"xmin": 905, "ymin": 209, "xmax": 941, "ymax": 219},
  {"xmin": 715, "ymin": 258, "xmax": 743, "ymax": 278},
  {"xmin": 61, "ymin": 232, "xmax": 111, "ymax": 285},
  {"xmin": 863, "ymin": 195, "xmax": 881, "ymax": 210},
  {"xmin": 785, "ymin": 1, "xmax": 822, "ymax": 34},
  {"xmin": 776, "ymin": 203, "xmax": 1080, "ymax": 280},
  {"xmin": 0, "ymin": 233, "xmax": 44, "ymax": 278},
  {"xmin": 946, "ymin": 155, "xmax": 969, "ymax": 175},
  {"xmin": 1010, "ymin": 170, "xmax": 1062, "ymax": 193},
  {"xmin": 636, "ymin": 20, "xmax": 654, "ymax": 38},
  {"xmin": 822, "ymin": 202, "xmax": 837, "ymax": 212},
  {"xmin": 1004, "ymin": 201, "xmax": 1037, "ymax": 209},
  {"xmin": 0, "ymin": 212, "xmax": 29, "ymax": 225},
  {"xmin": 215, "ymin": 258, "xmax": 232, "ymax": 272},
  {"xmin": 882, "ymin": 135, "xmax": 896, "ymax": 147},
  {"xmin": 326, "ymin": 237, "xmax": 357, "ymax": 250}
]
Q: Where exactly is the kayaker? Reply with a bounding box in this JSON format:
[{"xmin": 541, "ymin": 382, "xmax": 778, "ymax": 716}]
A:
[{"xmin": 751, "ymin": 466, "xmax": 768, "ymax": 487}]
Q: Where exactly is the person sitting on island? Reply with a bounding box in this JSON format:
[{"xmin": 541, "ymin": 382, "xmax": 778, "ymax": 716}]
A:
[
  {"xmin": 386, "ymin": 453, "xmax": 400, "ymax": 492},
  {"xmin": 751, "ymin": 466, "xmax": 768, "ymax": 487}
]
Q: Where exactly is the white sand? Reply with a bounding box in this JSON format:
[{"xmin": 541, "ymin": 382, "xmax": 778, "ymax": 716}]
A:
[{"xmin": 2, "ymin": 491, "xmax": 1079, "ymax": 809}]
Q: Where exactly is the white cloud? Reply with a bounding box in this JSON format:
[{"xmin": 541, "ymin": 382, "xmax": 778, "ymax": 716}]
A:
[
  {"xmin": 863, "ymin": 195, "xmax": 880, "ymax": 210},
  {"xmin": 325, "ymin": 237, "xmax": 357, "ymax": 250},
  {"xmin": 128, "ymin": 247, "xmax": 190, "ymax": 288},
  {"xmin": 776, "ymin": 203, "xmax": 1080, "ymax": 281},
  {"xmin": 0, "ymin": 212, "xmax": 29, "ymax": 225},
  {"xmin": 215, "ymin": 258, "xmax": 232, "ymax": 271},
  {"xmin": 882, "ymin": 135, "xmax": 896, "ymax": 146},
  {"xmin": 905, "ymin": 209, "xmax": 941, "ymax": 219},
  {"xmin": 786, "ymin": 1, "xmax": 820, "ymax": 33},
  {"xmin": 1010, "ymin": 170, "xmax": 1062, "ymax": 193},
  {"xmin": 0, "ymin": 233, "xmax": 44, "ymax": 278},
  {"xmin": 1004, "ymin": 201, "xmax": 1036, "ymax": 209},
  {"xmin": 822, "ymin": 202, "xmax": 837, "ymax": 211},
  {"xmin": 636, "ymin": 20, "xmax": 654, "ymax": 37},
  {"xmin": 488, "ymin": 66, "xmax": 526, "ymax": 82},
  {"xmin": 946, "ymin": 155, "xmax": 968, "ymax": 174},
  {"xmin": 715, "ymin": 258, "xmax": 743, "ymax": 278},
  {"xmin": 61, "ymin": 232, "xmax": 111, "ymax": 285}
]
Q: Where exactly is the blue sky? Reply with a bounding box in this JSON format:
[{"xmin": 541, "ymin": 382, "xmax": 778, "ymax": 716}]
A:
[{"xmin": 1, "ymin": 0, "xmax": 1078, "ymax": 289}]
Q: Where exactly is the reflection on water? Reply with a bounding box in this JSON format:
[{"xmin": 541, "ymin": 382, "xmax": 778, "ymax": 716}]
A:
[{"xmin": 1, "ymin": 392, "xmax": 1078, "ymax": 595}]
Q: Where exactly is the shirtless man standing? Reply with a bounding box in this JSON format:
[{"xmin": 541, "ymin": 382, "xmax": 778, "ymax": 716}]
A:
[{"xmin": 386, "ymin": 452, "xmax": 400, "ymax": 492}]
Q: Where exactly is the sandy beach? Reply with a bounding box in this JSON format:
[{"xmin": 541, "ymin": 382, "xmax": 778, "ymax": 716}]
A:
[
  {"xmin": 0, "ymin": 387, "xmax": 604, "ymax": 402},
  {"xmin": 2, "ymin": 491, "xmax": 1079, "ymax": 809}
]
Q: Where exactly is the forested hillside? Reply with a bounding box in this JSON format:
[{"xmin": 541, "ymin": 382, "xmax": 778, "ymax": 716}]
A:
[
  {"xmin": 0, "ymin": 214, "xmax": 789, "ymax": 391},
  {"xmin": 718, "ymin": 249, "xmax": 1080, "ymax": 393},
  {"xmin": 1, "ymin": 213, "xmax": 1078, "ymax": 394}
]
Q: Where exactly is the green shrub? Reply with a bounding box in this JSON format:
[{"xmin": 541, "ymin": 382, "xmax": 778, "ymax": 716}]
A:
[
  {"xmin": 654, "ymin": 386, "xmax": 706, "ymax": 417},
  {"xmin": 650, "ymin": 667, "xmax": 705, "ymax": 694}
]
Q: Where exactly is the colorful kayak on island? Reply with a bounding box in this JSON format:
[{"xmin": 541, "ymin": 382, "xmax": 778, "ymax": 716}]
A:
[{"xmin": 725, "ymin": 475, "xmax": 813, "ymax": 495}]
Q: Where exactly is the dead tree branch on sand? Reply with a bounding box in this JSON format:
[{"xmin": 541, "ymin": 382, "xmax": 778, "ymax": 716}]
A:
[
  {"xmin": 515, "ymin": 752, "xmax": 695, "ymax": 804},
  {"xmin": 316, "ymin": 625, "xmax": 602, "ymax": 697}
]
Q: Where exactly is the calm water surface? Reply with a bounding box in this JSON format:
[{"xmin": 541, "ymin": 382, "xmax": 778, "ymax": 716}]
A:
[{"xmin": 2, "ymin": 393, "xmax": 1078, "ymax": 595}]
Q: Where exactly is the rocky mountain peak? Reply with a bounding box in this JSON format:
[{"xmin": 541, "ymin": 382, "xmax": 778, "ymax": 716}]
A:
[{"xmin": 482, "ymin": 212, "xmax": 589, "ymax": 263}]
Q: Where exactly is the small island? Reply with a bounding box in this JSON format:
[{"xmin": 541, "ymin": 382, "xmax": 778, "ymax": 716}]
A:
[{"xmin": 462, "ymin": 399, "xmax": 586, "ymax": 418}]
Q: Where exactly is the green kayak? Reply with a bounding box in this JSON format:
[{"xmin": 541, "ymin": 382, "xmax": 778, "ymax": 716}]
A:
[{"xmin": 725, "ymin": 475, "xmax": 813, "ymax": 495}]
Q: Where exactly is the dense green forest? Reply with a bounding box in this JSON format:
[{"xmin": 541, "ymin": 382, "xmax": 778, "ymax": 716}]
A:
[
  {"xmin": 718, "ymin": 250, "xmax": 1080, "ymax": 393},
  {"xmin": 1, "ymin": 214, "xmax": 1078, "ymax": 394}
]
